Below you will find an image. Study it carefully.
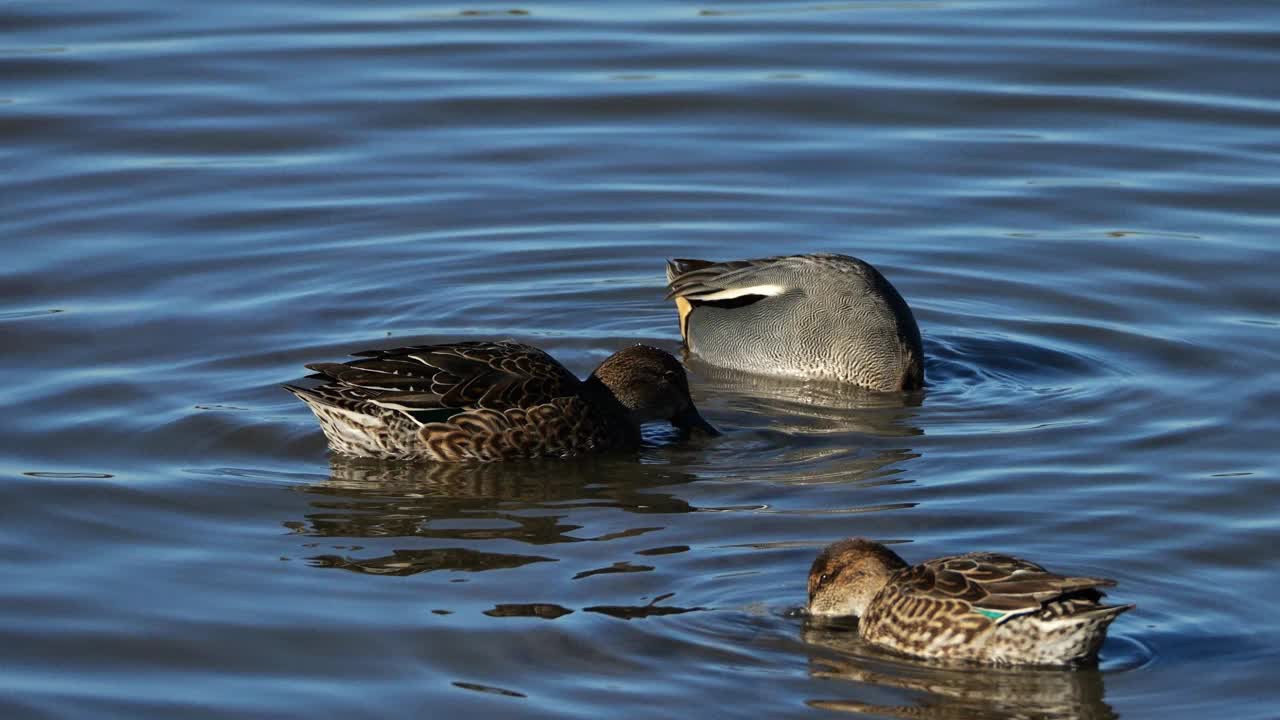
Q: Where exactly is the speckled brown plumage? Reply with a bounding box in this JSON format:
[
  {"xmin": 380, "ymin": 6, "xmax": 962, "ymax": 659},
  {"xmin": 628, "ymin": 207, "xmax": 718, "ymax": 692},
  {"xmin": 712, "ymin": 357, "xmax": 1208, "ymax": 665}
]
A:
[
  {"xmin": 802, "ymin": 623, "xmax": 1118, "ymax": 720},
  {"xmin": 807, "ymin": 538, "xmax": 1133, "ymax": 666},
  {"xmin": 285, "ymin": 341, "xmax": 715, "ymax": 462},
  {"xmin": 665, "ymin": 254, "xmax": 924, "ymax": 391}
]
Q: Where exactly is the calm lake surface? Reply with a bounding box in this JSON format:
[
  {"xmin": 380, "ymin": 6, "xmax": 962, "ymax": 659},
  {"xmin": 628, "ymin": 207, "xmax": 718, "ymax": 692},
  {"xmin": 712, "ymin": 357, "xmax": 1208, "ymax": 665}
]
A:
[{"xmin": 4, "ymin": 1, "xmax": 1279, "ymax": 717}]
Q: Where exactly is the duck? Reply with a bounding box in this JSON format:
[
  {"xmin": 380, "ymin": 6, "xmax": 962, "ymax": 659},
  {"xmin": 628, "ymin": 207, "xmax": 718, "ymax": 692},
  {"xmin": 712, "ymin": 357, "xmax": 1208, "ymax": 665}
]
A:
[
  {"xmin": 665, "ymin": 253, "xmax": 924, "ymax": 392},
  {"xmin": 806, "ymin": 538, "xmax": 1133, "ymax": 666},
  {"xmin": 285, "ymin": 341, "xmax": 716, "ymax": 462}
]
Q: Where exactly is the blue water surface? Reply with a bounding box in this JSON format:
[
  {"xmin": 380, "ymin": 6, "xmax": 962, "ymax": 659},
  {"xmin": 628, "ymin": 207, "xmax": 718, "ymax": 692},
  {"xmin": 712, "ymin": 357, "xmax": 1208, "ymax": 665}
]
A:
[{"xmin": 3, "ymin": 1, "xmax": 1279, "ymax": 718}]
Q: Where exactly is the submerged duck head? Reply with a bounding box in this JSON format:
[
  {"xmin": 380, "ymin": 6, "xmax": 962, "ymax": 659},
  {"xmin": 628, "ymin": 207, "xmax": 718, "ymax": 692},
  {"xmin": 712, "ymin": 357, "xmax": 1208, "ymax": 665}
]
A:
[
  {"xmin": 665, "ymin": 254, "xmax": 924, "ymax": 392},
  {"xmin": 591, "ymin": 345, "xmax": 718, "ymax": 436},
  {"xmin": 807, "ymin": 538, "xmax": 909, "ymax": 618}
]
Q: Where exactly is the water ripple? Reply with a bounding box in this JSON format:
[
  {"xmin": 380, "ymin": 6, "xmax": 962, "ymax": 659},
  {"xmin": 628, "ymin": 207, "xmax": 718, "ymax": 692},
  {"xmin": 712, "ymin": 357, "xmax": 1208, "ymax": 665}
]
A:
[{"xmin": 3, "ymin": 0, "xmax": 1280, "ymax": 717}]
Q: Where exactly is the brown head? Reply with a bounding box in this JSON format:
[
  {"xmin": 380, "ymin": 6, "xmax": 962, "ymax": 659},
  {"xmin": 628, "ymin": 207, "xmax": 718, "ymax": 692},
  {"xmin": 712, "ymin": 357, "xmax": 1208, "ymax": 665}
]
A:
[
  {"xmin": 807, "ymin": 538, "xmax": 909, "ymax": 618},
  {"xmin": 591, "ymin": 345, "xmax": 717, "ymax": 435}
]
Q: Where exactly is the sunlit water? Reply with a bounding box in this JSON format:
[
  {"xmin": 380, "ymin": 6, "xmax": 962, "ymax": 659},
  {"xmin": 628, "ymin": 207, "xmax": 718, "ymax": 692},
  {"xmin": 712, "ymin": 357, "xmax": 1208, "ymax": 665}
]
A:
[{"xmin": 4, "ymin": 1, "xmax": 1279, "ymax": 717}]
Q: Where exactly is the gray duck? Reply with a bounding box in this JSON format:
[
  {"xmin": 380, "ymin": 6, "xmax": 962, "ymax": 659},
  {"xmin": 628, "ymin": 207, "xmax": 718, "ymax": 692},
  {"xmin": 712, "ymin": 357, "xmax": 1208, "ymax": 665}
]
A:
[{"xmin": 665, "ymin": 253, "xmax": 923, "ymax": 392}]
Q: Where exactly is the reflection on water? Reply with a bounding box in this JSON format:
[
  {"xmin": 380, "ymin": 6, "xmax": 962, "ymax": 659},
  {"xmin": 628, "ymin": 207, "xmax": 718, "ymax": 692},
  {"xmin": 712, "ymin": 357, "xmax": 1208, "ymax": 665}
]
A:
[
  {"xmin": 292, "ymin": 456, "xmax": 698, "ymax": 546},
  {"xmin": 483, "ymin": 594, "xmax": 706, "ymax": 620},
  {"xmin": 688, "ymin": 357, "xmax": 925, "ymax": 436},
  {"xmin": 297, "ymin": 456, "xmax": 714, "ymax": 620},
  {"xmin": 5, "ymin": 0, "xmax": 1280, "ymax": 715},
  {"xmin": 582, "ymin": 592, "xmax": 707, "ymax": 620},
  {"xmin": 484, "ymin": 603, "xmax": 574, "ymax": 619},
  {"xmin": 308, "ymin": 547, "xmax": 556, "ymax": 576},
  {"xmin": 803, "ymin": 624, "xmax": 1116, "ymax": 720}
]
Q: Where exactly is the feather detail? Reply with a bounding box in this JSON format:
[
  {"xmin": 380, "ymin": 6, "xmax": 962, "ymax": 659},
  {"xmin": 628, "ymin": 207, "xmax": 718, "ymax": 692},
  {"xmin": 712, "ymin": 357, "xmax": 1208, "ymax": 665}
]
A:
[
  {"xmin": 286, "ymin": 341, "xmax": 711, "ymax": 461},
  {"xmin": 662, "ymin": 254, "xmax": 925, "ymax": 392}
]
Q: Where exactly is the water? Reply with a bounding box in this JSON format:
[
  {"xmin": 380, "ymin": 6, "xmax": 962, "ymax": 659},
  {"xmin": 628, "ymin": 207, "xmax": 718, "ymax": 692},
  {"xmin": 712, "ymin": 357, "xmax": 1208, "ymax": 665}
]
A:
[{"xmin": 3, "ymin": 0, "xmax": 1279, "ymax": 717}]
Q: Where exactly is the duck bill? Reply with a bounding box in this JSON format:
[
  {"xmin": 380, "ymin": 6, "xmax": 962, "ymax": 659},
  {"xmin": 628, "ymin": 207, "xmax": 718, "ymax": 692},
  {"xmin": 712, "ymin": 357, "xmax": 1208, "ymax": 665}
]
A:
[{"xmin": 673, "ymin": 404, "xmax": 719, "ymax": 437}]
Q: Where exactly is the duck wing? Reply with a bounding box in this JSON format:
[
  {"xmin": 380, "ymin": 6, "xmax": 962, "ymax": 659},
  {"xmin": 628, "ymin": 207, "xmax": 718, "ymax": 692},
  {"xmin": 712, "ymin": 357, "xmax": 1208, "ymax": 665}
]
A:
[
  {"xmin": 665, "ymin": 256, "xmax": 817, "ymax": 342},
  {"xmin": 895, "ymin": 553, "xmax": 1118, "ymax": 623},
  {"xmin": 666, "ymin": 253, "xmax": 888, "ymax": 298},
  {"xmin": 664, "ymin": 255, "xmax": 807, "ymax": 302},
  {"xmin": 303, "ymin": 341, "xmax": 583, "ymax": 414}
]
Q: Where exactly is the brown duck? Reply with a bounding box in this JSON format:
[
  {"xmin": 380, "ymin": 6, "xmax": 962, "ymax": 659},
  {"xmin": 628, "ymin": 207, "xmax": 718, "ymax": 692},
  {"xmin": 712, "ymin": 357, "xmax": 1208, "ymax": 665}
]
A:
[
  {"xmin": 286, "ymin": 341, "xmax": 716, "ymax": 462},
  {"xmin": 807, "ymin": 538, "xmax": 1133, "ymax": 666}
]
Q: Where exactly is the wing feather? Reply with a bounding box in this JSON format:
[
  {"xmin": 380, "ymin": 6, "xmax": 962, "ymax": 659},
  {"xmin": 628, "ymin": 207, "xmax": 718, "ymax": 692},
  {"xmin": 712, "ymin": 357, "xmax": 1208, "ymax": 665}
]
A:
[
  {"xmin": 894, "ymin": 552, "xmax": 1120, "ymax": 623},
  {"xmin": 302, "ymin": 340, "xmax": 583, "ymax": 415}
]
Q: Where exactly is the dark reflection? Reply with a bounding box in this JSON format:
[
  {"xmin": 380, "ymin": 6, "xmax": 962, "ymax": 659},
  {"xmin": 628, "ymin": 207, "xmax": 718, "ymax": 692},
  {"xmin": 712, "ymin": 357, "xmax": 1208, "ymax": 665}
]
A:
[
  {"xmin": 23, "ymin": 471, "xmax": 115, "ymax": 479},
  {"xmin": 802, "ymin": 623, "xmax": 1117, "ymax": 720},
  {"xmin": 482, "ymin": 597, "xmax": 704, "ymax": 621},
  {"xmin": 635, "ymin": 545, "xmax": 689, "ymax": 556},
  {"xmin": 308, "ymin": 547, "xmax": 555, "ymax": 576},
  {"xmin": 292, "ymin": 455, "xmax": 698, "ymax": 546},
  {"xmin": 454, "ymin": 8, "xmax": 530, "ymax": 17},
  {"xmin": 583, "ymin": 592, "xmax": 705, "ymax": 620},
  {"xmin": 451, "ymin": 681, "xmax": 527, "ymax": 699},
  {"xmin": 573, "ymin": 561, "xmax": 653, "ymax": 580},
  {"xmin": 484, "ymin": 603, "xmax": 573, "ymax": 620}
]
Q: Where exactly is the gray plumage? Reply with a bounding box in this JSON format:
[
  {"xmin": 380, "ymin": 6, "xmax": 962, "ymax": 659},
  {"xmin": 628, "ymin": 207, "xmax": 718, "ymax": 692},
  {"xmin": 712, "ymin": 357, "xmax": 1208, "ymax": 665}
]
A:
[{"xmin": 665, "ymin": 253, "xmax": 923, "ymax": 391}]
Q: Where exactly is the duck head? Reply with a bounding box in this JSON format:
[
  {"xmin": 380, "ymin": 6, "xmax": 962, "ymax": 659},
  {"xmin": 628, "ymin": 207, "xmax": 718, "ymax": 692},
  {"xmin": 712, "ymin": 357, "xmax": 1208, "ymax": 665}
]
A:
[
  {"xmin": 807, "ymin": 538, "xmax": 909, "ymax": 618},
  {"xmin": 592, "ymin": 345, "xmax": 717, "ymax": 436}
]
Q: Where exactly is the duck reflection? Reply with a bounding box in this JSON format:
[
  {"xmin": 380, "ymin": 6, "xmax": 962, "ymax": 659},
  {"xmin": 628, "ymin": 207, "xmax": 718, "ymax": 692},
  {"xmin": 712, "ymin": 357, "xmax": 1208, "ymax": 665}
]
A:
[
  {"xmin": 801, "ymin": 623, "xmax": 1117, "ymax": 720},
  {"xmin": 481, "ymin": 592, "xmax": 705, "ymax": 621},
  {"xmin": 308, "ymin": 546, "xmax": 556, "ymax": 576},
  {"xmin": 687, "ymin": 358, "xmax": 924, "ymax": 438},
  {"xmin": 290, "ymin": 455, "xmax": 699, "ymax": 575},
  {"xmin": 681, "ymin": 364, "xmax": 925, "ymax": 493}
]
